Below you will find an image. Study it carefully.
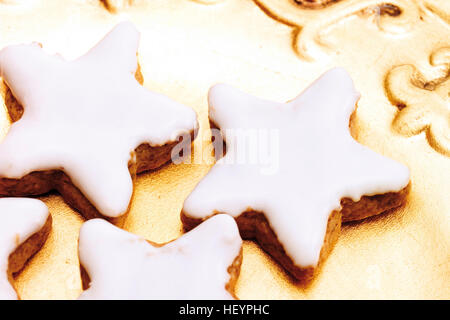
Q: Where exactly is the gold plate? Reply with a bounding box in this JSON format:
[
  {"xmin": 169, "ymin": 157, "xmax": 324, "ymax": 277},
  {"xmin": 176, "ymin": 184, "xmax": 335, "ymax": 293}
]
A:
[{"xmin": 0, "ymin": 0, "xmax": 449, "ymax": 299}]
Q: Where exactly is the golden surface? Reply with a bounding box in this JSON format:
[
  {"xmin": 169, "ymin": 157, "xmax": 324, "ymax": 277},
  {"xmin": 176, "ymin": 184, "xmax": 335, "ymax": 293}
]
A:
[{"xmin": 0, "ymin": 0, "xmax": 449, "ymax": 299}]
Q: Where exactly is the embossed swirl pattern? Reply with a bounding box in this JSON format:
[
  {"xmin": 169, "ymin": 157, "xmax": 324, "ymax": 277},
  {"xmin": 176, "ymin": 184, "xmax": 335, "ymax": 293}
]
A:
[{"xmin": 253, "ymin": 0, "xmax": 425, "ymax": 60}]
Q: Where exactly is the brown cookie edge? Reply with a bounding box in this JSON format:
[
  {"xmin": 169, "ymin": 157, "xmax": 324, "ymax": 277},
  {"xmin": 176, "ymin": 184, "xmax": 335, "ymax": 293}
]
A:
[{"xmin": 7, "ymin": 214, "xmax": 52, "ymax": 299}]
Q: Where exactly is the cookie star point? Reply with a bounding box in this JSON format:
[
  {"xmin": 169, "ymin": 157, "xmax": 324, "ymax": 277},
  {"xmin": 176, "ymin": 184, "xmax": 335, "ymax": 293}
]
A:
[
  {"xmin": 0, "ymin": 198, "xmax": 51, "ymax": 300},
  {"xmin": 81, "ymin": 21, "xmax": 140, "ymax": 74}
]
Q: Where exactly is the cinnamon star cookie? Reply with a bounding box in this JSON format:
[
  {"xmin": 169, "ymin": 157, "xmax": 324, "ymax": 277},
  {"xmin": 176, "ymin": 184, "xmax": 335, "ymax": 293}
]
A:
[
  {"xmin": 78, "ymin": 214, "xmax": 242, "ymax": 299},
  {"xmin": 182, "ymin": 68, "xmax": 410, "ymax": 281},
  {"xmin": 0, "ymin": 22, "xmax": 198, "ymax": 222}
]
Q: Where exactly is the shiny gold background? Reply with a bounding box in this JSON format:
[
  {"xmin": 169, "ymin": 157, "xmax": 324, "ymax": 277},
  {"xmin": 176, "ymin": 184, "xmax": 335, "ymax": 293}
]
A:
[{"xmin": 0, "ymin": 0, "xmax": 449, "ymax": 299}]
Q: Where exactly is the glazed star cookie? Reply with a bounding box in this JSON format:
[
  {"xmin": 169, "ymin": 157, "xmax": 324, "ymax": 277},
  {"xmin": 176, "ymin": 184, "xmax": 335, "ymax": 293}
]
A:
[
  {"xmin": 78, "ymin": 214, "xmax": 242, "ymax": 299},
  {"xmin": 0, "ymin": 22, "xmax": 198, "ymax": 222},
  {"xmin": 0, "ymin": 198, "xmax": 51, "ymax": 300},
  {"xmin": 182, "ymin": 68, "xmax": 410, "ymax": 281}
]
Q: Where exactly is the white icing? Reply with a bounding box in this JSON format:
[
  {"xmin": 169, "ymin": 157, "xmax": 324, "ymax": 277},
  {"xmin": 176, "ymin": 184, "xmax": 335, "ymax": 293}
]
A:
[
  {"xmin": 0, "ymin": 198, "xmax": 49, "ymax": 300},
  {"xmin": 78, "ymin": 214, "xmax": 242, "ymax": 300},
  {"xmin": 183, "ymin": 68, "xmax": 410, "ymax": 268},
  {"xmin": 0, "ymin": 21, "xmax": 198, "ymax": 218}
]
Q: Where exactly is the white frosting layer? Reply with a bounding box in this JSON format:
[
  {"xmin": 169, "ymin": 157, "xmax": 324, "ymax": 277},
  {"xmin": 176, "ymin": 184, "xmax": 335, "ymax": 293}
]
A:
[
  {"xmin": 0, "ymin": 22, "xmax": 198, "ymax": 218},
  {"xmin": 0, "ymin": 198, "xmax": 49, "ymax": 300},
  {"xmin": 78, "ymin": 214, "xmax": 242, "ymax": 300},
  {"xmin": 183, "ymin": 68, "xmax": 410, "ymax": 268}
]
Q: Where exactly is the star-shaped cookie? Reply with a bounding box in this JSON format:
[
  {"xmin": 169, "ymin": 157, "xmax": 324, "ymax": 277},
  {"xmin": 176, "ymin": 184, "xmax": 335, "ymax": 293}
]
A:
[
  {"xmin": 182, "ymin": 68, "xmax": 410, "ymax": 281},
  {"xmin": 0, "ymin": 22, "xmax": 198, "ymax": 221},
  {"xmin": 0, "ymin": 198, "xmax": 51, "ymax": 300},
  {"xmin": 78, "ymin": 214, "xmax": 242, "ymax": 299}
]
